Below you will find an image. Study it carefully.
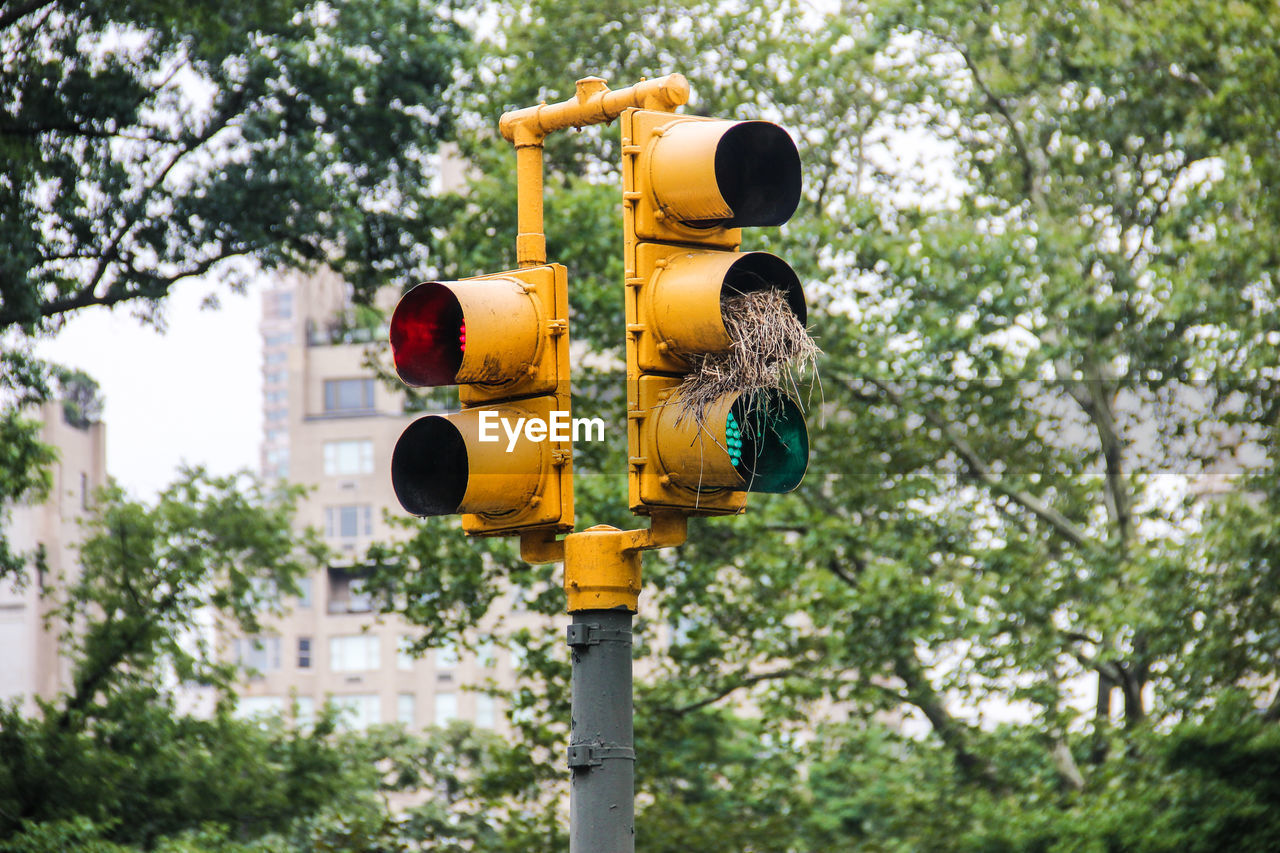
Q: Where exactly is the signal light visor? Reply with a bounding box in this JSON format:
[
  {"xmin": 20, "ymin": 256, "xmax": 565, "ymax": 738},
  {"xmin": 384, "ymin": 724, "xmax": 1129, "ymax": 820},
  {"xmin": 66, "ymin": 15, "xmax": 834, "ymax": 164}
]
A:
[
  {"xmin": 654, "ymin": 388, "xmax": 809, "ymax": 494},
  {"xmin": 390, "ymin": 278, "xmax": 542, "ymax": 389},
  {"xmin": 391, "ymin": 409, "xmax": 545, "ymax": 518},
  {"xmin": 647, "ymin": 119, "xmax": 801, "ymax": 229}
]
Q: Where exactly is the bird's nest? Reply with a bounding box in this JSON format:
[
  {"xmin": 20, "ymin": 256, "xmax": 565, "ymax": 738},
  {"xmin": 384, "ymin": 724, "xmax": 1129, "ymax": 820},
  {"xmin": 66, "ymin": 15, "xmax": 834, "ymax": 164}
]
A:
[{"xmin": 670, "ymin": 288, "xmax": 820, "ymax": 430}]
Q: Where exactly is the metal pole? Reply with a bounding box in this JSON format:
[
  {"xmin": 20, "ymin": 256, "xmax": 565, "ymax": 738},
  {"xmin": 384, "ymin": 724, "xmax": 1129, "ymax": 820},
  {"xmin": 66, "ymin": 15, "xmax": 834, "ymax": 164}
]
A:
[
  {"xmin": 524, "ymin": 516, "xmax": 685, "ymax": 852},
  {"xmin": 567, "ymin": 608, "xmax": 635, "ymax": 852}
]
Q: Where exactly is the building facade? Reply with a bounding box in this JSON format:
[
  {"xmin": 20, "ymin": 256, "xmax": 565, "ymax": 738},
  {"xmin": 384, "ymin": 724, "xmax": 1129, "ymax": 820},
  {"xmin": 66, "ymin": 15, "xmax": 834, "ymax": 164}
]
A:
[{"xmin": 0, "ymin": 398, "xmax": 107, "ymax": 715}]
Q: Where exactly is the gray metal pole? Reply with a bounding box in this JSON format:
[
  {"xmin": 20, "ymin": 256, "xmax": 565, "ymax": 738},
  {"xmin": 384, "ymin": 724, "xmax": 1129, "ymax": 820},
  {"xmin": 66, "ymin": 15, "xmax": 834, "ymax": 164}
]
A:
[{"xmin": 567, "ymin": 608, "xmax": 635, "ymax": 852}]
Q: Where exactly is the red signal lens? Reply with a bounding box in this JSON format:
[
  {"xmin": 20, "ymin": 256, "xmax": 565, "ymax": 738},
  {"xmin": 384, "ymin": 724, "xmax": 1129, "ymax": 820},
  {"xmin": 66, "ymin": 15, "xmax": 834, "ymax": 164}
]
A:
[{"xmin": 390, "ymin": 282, "xmax": 465, "ymax": 387}]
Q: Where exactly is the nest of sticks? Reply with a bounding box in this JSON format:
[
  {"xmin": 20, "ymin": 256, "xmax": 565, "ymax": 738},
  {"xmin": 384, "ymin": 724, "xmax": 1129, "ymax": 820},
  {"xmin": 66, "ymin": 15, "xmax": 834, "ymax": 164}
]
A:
[{"xmin": 670, "ymin": 287, "xmax": 820, "ymax": 431}]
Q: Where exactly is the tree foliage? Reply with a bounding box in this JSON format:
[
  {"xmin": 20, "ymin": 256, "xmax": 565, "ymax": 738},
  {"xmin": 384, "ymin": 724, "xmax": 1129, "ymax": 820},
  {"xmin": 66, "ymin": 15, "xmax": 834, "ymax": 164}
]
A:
[
  {"xmin": 5, "ymin": 0, "xmax": 1280, "ymax": 848},
  {"xmin": 366, "ymin": 0, "xmax": 1280, "ymax": 848},
  {"xmin": 0, "ymin": 0, "xmax": 464, "ymax": 335},
  {"xmin": 0, "ymin": 469, "xmax": 341, "ymax": 847},
  {"xmin": 0, "ymin": 0, "xmax": 468, "ymax": 610}
]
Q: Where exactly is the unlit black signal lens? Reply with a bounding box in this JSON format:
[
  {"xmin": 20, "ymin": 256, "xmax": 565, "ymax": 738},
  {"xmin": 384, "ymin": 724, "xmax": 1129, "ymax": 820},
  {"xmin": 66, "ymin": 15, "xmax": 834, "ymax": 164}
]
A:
[
  {"xmin": 391, "ymin": 416, "xmax": 468, "ymax": 516},
  {"xmin": 714, "ymin": 121, "xmax": 801, "ymax": 228}
]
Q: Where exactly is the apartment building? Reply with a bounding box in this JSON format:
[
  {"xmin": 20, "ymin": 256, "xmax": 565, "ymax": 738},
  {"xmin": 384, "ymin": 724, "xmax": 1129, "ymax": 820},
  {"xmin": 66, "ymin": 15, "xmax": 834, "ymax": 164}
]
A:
[
  {"xmin": 238, "ymin": 268, "xmax": 542, "ymax": 733},
  {"xmin": 0, "ymin": 397, "xmax": 107, "ymax": 715}
]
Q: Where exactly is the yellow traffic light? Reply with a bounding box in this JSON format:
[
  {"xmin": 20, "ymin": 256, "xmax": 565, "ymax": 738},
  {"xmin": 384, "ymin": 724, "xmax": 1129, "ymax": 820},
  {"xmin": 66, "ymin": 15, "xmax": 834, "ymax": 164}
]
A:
[
  {"xmin": 623, "ymin": 109, "xmax": 810, "ymax": 515},
  {"xmin": 628, "ymin": 110, "xmax": 801, "ymax": 247},
  {"xmin": 389, "ymin": 264, "xmax": 573, "ymax": 535}
]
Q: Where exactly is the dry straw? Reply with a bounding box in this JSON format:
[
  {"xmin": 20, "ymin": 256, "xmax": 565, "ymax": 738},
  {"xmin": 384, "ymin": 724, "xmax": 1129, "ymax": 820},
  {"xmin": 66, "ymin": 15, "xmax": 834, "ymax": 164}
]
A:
[{"xmin": 671, "ymin": 288, "xmax": 821, "ymax": 431}]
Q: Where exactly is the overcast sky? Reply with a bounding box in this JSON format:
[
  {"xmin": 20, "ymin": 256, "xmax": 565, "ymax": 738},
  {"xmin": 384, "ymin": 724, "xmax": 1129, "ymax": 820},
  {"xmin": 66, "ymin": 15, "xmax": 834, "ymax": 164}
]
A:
[{"xmin": 36, "ymin": 276, "xmax": 264, "ymax": 500}]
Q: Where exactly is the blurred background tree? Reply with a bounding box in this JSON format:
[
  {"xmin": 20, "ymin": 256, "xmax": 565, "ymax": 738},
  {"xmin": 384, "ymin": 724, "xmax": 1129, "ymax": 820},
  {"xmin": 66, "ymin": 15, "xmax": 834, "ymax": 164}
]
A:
[
  {"xmin": 0, "ymin": 0, "xmax": 464, "ymax": 577},
  {"xmin": 371, "ymin": 1, "xmax": 1280, "ymax": 849},
  {"xmin": 3, "ymin": 0, "xmax": 1279, "ymax": 849}
]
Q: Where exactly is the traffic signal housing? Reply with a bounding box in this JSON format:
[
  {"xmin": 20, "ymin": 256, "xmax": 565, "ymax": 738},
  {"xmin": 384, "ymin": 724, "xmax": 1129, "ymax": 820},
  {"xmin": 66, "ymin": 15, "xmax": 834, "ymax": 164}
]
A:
[
  {"xmin": 389, "ymin": 264, "xmax": 573, "ymax": 535},
  {"xmin": 622, "ymin": 109, "xmax": 810, "ymax": 515}
]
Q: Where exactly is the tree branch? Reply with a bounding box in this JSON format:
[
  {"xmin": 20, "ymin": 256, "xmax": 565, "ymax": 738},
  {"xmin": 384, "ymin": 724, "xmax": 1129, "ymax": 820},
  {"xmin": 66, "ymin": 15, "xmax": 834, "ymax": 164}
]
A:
[
  {"xmin": 1066, "ymin": 641, "xmax": 1145, "ymax": 727},
  {"xmin": 0, "ymin": 0, "xmax": 57, "ymax": 30},
  {"xmin": 889, "ymin": 655, "xmax": 1004, "ymax": 791},
  {"xmin": 1051, "ymin": 739, "xmax": 1086, "ymax": 791},
  {"xmin": 1063, "ymin": 353, "xmax": 1132, "ymax": 547},
  {"xmin": 822, "ymin": 550, "xmax": 866, "ymax": 590},
  {"xmin": 35, "ymin": 244, "xmax": 248, "ymax": 322},
  {"xmin": 658, "ymin": 666, "xmax": 801, "ymax": 717},
  {"xmin": 17, "ymin": 91, "xmax": 251, "ymax": 327},
  {"xmin": 872, "ymin": 379, "xmax": 1103, "ymax": 555},
  {"xmin": 0, "ymin": 121, "xmax": 180, "ymax": 144},
  {"xmin": 954, "ymin": 43, "xmax": 1042, "ymax": 210}
]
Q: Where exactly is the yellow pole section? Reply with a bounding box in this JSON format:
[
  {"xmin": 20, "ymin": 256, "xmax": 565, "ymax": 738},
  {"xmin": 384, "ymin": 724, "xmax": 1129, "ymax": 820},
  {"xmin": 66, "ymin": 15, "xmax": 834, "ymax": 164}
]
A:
[
  {"xmin": 498, "ymin": 74, "xmax": 690, "ymax": 143},
  {"xmin": 514, "ymin": 136, "xmax": 546, "ymax": 267},
  {"xmin": 500, "ymin": 74, "xmax": 690, "ymax": 269}
]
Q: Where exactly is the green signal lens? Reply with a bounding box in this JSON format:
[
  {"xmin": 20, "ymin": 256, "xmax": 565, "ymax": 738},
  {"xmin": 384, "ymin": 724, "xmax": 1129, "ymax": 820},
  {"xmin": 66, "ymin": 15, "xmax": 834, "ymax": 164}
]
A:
[
  {"xmin": 726, "ymin": 412, "xmax": 743, "ymax": 466},
  {"xmin": 727, "ymin": 389, "xmax": 809, "ymax": 493}
]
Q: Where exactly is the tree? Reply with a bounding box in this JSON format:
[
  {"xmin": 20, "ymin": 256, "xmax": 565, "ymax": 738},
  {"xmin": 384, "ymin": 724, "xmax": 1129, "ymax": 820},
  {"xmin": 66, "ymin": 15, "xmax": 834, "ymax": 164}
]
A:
[
  {"xmin": 0, "ymin": 469, "xmax": 375, "ymax": 849},
  {"xmin": 0, "ymin": 0, "xmax": 468, "ymax": 584},
  {"xmin": 363, "ymin": 0, "xmax": 1280, "ymax": 848},
  {"xmin": 0, "ymin": 0, "xmax": 465, "ymax": 334}
]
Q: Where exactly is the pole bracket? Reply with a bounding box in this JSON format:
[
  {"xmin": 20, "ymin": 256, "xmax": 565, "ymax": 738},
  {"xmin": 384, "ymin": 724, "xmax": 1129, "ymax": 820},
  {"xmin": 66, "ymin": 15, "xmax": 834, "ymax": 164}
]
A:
[
  {"xmin": 566, "ymin": 623, "xmax": 631, "ymax": 647},
  {"xmin": 567, "ymin": 742, "xmax": 636, "ymax": 769}
]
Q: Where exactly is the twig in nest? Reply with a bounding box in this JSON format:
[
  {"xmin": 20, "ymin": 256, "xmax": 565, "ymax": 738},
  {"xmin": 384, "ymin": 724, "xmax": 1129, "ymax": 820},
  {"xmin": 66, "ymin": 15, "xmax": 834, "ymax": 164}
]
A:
[{"xmin": 671, "ymin": 288, "xmax": 820, "ymax": 430}]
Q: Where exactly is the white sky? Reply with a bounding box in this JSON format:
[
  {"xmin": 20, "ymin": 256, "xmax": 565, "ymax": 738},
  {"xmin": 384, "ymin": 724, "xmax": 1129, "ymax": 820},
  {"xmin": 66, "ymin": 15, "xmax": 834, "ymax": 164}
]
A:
[{"xmin": 35, "ymin": 276, "xmax": 264, "ymax": 500}]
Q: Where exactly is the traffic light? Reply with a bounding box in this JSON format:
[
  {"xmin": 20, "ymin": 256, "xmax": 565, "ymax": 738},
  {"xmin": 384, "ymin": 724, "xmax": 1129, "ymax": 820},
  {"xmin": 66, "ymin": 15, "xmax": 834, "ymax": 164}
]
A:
[
  {"xmin": 389, "ymin": 264, "xmax": 573, "ymax": 535},
  {"xmin": 622, "ymin": 109, "xmax": 810, "ymax": 515}
]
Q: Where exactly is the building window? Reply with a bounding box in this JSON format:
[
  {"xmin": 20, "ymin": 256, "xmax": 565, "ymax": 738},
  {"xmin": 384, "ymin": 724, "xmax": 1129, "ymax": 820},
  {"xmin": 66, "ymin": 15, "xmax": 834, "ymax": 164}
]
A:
[
  {"xmin": 265, "ymin": 370, "xmax": 287, "ymax": 386},
  {"xmin": 323, "ymin": 378, "xmax": 375, "ymax": 414},
  {"xmin": 397, "ymin": 693, "xmax": 416, "ymax": 727},
  {"xmin": 330, "ymin": 634, "xmax": 380, "ymax": 671},
  {"xmin": 266, "ymin": 291, "xmax": 294, "ymax": 320},
  {"xmin": 293, "ymin": 696, "xmax": 315, "ymax": 727},
  {"xmin": 327, "ymin": 567, "xmax": 375, "ymax": 614},
  {"xmin": 323, "ymin": 440, "xmax": 374, "ymax": 476},
  {"xmin": 333, "ymin": 694, "xmax": 380, "ymax": 729},
  {"xmin": 298, "ymin": 637, "xmax": 312, "ymax": 669},
  {"xmin": 475, "ymin": 694, "xmax": 496, "ymax": 729},
  {"xmin": 434, "ymin": 692, "xmax": 457, "ymax": 725},
  {"xmin": 264, "ymin": 446, "xmax": 290, "ymax": 479},
  {"xmin": 324, "ymin": 505, "xmax": 372, "ymax": 540},
  {"xmin": 236, "ymin": 695, "xmax": 284, "ymax": 719},
  {"xmin": 398, "ymin": 636, "xmax": 416, "ymax": 671},
  {"xmin": 436, "ymin": 642, "xmax": 459, "ymax": 669},
  {"xmin": 295, "ymin": 577, "xmax": 312, "ymax": 609},
  {"xmin": 234, "ymin": 636, "xmax": 281, "ymax": 675}
]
